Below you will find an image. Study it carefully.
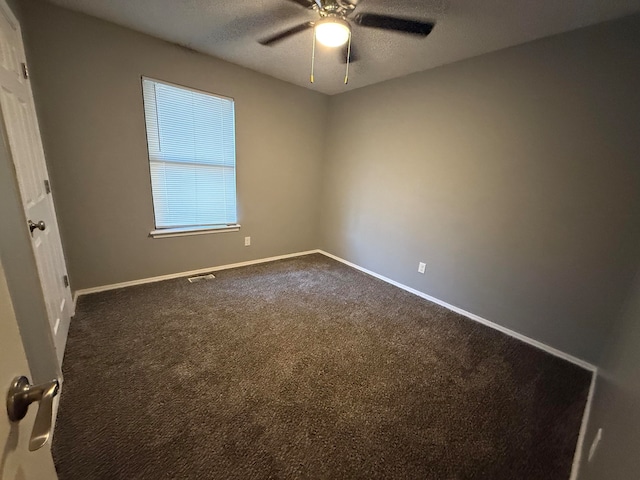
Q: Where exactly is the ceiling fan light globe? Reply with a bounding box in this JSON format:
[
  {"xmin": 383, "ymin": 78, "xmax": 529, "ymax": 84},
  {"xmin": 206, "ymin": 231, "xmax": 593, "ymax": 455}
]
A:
[{"xmin": 315, "ymin": 19, "xmax": 350, "ymax": 47}]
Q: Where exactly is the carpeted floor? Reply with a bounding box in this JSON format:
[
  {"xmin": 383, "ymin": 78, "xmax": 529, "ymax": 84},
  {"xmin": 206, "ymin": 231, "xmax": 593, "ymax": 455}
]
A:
[{"xmin": 53, "ymin": 253, "xmax": 591, "ymax": 479}]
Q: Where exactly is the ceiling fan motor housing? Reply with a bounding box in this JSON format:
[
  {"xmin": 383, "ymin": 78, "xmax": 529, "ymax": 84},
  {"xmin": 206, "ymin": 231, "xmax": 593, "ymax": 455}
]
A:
[{"xmin": 317, "ymin": 0, "xmax": 356, "ymax": 16}]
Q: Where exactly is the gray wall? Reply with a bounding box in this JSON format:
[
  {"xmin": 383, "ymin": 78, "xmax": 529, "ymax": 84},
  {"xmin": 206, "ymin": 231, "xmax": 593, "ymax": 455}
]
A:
[
  {"xmin": 16, "ymin": 0, "xmax": 640, "ymax": 364},
  {"xmin": 17, "ymin": 0, "xmax": 328, "ymax": 291},
  {"xmin": 321, "ymin": 15, "xmax": 640, "ymax": 363},
  {"xmin": 580, "ymin": 267, "xmax": 640, "ymax": 479},
  {"xmin": 14, "ymin": 2, "xmax": 640, "ymax": 474}
]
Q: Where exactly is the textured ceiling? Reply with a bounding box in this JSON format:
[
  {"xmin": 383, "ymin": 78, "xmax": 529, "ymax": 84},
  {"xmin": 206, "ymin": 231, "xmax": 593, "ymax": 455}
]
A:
[{"xmin": 42, "ymin": 0, "xmax": 640, "ymax": 95}]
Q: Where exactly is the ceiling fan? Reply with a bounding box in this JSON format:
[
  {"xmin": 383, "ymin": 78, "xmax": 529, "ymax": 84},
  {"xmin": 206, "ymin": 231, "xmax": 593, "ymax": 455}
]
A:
[{"xmin": 259, "ymin": 0, "xmax": 435, "ymax": 83}]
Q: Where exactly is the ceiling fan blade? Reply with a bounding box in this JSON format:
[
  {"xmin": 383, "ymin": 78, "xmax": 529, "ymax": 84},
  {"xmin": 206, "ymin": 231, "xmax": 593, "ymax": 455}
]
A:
[
  {"xmin": 353, "ymin": 13, "xmax": 434, "ymax": 36},
  {"xmin": 339, "ymin": 41, "xmax": 359, "ymax": 63},
  {"xmin": 259, "ymin": 22, "xmax": 314, "ymax": 45},
  {"xmin": 285, "ymin": 0, "xmax": 316, "ymax": 8}
]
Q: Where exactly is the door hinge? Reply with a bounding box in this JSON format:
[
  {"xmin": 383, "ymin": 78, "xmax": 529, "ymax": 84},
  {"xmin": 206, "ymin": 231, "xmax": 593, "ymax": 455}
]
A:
[
  {"xmin": 63, "ymin": 275, "xmax": 69, "ymax": 288},
  {"xmin": 44, "ymin": 179, "xmax": 51, "ymax": 194},
  {"xmin": 21, "ymin": 62, "xmax": 29, "ymax": 80}
]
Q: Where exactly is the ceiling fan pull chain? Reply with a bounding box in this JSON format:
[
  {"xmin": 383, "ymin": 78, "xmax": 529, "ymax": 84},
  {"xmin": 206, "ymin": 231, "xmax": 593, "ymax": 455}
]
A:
[
  {"xmin": 344, "ymin": 31, "xmax": 351, "ymax": 84},
  {"xmin": 310, "ymin": 28, "xmax": 316, "ymax": 83}
]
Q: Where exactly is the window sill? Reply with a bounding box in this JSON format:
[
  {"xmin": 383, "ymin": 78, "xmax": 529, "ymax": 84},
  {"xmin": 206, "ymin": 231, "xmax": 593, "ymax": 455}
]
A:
[{"xmin": 150, "ymin": 224, "xmax": 241, "ymax": 239}]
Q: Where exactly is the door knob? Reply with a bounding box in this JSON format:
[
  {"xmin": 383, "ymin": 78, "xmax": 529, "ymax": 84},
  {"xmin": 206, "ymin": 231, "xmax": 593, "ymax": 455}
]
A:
[
  {"xmin": 28, "ymin": 220, "xmax": 46, "ymax": 234},
  {"xmin": 6, "ymin": 376, "xmax": 60, "ymax": 451}
]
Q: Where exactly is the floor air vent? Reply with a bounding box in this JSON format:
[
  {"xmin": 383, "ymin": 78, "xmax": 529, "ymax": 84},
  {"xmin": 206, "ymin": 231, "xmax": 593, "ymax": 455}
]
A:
[{"xmin": 187, "ymin": 273, "xmax": 216, "ymax": 283}]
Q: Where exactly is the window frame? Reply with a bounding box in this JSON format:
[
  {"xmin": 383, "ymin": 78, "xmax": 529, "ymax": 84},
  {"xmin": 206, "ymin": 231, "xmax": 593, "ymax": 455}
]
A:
[{"xmin": 140, "ymin": 76, "xmax": 240, "ymax": 239}]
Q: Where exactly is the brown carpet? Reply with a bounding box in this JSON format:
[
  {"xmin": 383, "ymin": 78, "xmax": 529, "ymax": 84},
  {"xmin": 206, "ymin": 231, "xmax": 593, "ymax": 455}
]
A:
[{"xmin": 53, "ymin": 253, "xmax": 591, "ymax": 479}]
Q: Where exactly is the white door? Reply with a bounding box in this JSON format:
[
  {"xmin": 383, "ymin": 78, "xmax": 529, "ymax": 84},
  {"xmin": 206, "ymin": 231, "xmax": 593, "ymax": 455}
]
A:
[
  {"xmin": 0, "ymin": 1, "xmax": 73, "ymax": 366},
  {"xmin": 0, "ymin": 258, "xmax": 58, "ymax": 480}
]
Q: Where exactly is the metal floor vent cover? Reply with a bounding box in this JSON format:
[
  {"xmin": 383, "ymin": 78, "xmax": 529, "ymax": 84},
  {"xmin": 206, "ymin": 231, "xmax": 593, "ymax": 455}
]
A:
[{"xmin": 187, "ymin": 273, "xmax": 216, "ymax": 283}]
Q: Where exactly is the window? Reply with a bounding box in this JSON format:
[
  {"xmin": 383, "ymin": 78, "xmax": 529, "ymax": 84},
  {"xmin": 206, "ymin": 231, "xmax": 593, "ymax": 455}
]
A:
[{"xmin": 142, "ymin": 77, "xmax": 238, "ymax": 238}]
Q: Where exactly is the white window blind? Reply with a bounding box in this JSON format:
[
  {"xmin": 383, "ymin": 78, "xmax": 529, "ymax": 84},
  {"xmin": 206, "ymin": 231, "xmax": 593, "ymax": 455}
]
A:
[{"xmin": 142, "ymin": 77, "xmax": 237, "ymax": 230}]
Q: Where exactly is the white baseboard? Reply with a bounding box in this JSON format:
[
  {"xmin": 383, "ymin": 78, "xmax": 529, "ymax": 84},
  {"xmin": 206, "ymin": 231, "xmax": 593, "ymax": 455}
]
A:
[
  {"xmin": 71, "ymin": 246, "xmax": 596, "ymax": 478},
  {"xmin": 75, "ymin": 247, "xmax": 597, "ymax": 373},
  {"xmin": 73, "ymin": 249, "xmax": 597, "ymax": 372},
  {"xmin": 570, "ymin": 372, "xmax": 597, "ymax": 480},
  {"xmin": 317, "ymin": 250, "xmax": 596, "ymax": 372},
  {"xmin": 317, "ymin": 249, "xmax": 597, "ymax": 480},
  {"xmin": 74, "ymin": 249, "xmax": 320, "ymax": 299}
]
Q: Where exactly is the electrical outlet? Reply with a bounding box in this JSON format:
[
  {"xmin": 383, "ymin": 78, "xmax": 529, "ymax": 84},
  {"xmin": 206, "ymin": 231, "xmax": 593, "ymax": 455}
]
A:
[
  {"xmin": 588, "ymin": 428, "xmax": 603, "ymax": 462},
  {"xmin": 244, "ymin": 236, "xmax": 251, "ymax": 246},
  {"xmin": 418, "ymin": 262, "xmax": 426, "ymax": 274}
]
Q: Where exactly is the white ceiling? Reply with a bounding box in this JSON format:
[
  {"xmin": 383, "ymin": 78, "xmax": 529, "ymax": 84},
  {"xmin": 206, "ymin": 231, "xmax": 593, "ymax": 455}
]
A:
[{"xmin": 43, "ymin": 0, "xmax": 640, "ymax": 95}]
